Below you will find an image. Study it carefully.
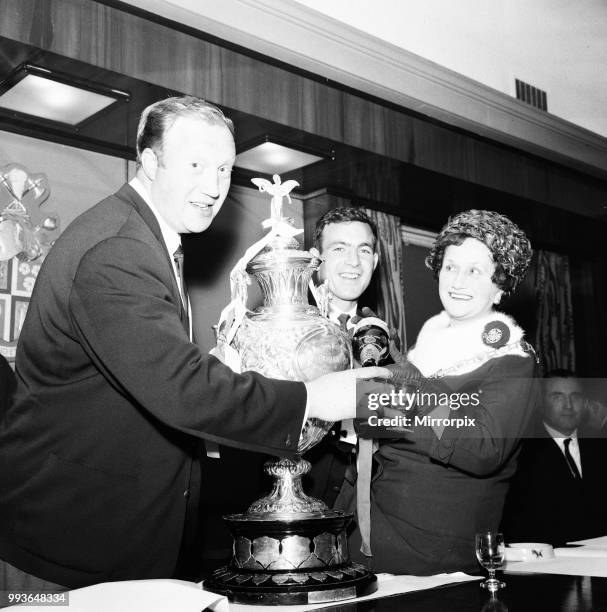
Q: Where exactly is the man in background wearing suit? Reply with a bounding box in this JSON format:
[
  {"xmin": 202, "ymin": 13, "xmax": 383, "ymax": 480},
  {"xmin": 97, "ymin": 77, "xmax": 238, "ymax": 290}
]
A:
[
  {"xmin": 0, "ymin": 96, "xmax": 387, "ymax": 593},
  {"xmin": 305, "ymin": 207, "xmax": 380, "ymax": 507},
  {"xmin": 502, "ymin": 369, "xmax": 607, "ymax": 546}
]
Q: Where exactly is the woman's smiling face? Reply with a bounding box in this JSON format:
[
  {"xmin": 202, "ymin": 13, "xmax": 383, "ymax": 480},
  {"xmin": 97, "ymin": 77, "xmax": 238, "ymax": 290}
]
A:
[{"xmin": 438, "ymin": 237, "xmax": 503, "ymax": 325}]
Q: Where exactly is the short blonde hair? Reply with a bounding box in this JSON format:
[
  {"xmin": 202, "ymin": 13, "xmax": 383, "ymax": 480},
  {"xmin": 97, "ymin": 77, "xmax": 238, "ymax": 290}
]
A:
[{"xmin": 136, "ymin": 96, "xmax": 234, "ymax": 166}]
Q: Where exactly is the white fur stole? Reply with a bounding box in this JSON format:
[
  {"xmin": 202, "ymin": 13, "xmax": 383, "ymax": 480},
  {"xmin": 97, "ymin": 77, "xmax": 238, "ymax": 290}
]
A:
[{"xmin": 408, "ymin": 311, "xmax": 529, "ymax": 378}]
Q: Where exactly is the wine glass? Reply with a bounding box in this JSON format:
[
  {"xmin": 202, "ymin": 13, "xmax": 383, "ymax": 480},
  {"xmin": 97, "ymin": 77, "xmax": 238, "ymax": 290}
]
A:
[{"xmin": 475, "ymin": 531, "xmax": 506, "ymax": 592}]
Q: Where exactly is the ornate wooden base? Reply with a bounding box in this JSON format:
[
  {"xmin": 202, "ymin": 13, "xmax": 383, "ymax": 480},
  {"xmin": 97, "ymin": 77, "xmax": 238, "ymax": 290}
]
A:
[{"xmin": 204, "ymin": 512, "xmax": 377, "ymax": 605}]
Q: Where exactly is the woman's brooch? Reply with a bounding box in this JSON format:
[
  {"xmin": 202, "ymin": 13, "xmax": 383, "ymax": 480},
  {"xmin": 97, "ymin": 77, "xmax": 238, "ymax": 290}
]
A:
[{"xmin": 481, "ymin": 321, "xmax": 510, "ymax": 349}]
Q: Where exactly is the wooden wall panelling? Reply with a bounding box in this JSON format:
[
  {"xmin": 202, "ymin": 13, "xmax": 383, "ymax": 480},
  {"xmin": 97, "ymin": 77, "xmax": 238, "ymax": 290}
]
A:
[
  {"xmin": 412, "ymin": 119, "xmax": 468, "ymax": 182},
  {"xmin": 300, "ymin": 78, "xmax": 345, "ymax": 142},
  {"xmin": 2, "ymin": 0, "xmax": 607, "ymax": 218},
  {"xmin": 519, "ymin": 156, "xmax": 550, "ymax": 208},
  {"xmin": 301, "ymin": 190, "xmax": 352, "ymax": 250},
  {"xmin": 342, "ymin": 95, "xmax": 388, "ymax": 157}
]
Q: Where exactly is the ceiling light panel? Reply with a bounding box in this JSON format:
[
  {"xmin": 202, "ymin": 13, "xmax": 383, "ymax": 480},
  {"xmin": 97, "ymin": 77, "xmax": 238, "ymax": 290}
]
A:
[
  {"xmin": 235, "ymin": 141, "xmax": 324, "ymax": 175},
  {"xmin": 0, "ymin": 74, "xmax": 119, "ymax": 125}
]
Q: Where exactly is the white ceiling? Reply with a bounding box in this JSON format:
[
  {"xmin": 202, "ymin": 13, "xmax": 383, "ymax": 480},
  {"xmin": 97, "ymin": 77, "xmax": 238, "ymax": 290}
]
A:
[
  {"xmin": 121, "ymin": 0, "xmax": 607, "ymax": 145},
  {"xmin": 293, "ymin": 0, "xmax": 607, "ymax": 138}
]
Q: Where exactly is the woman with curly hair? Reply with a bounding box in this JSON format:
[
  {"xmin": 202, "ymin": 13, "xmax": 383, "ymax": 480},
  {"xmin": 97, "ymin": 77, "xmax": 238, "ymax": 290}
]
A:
[{"xmin": 340, "ymin": 209, "xmax": 540, "ymax": 575}]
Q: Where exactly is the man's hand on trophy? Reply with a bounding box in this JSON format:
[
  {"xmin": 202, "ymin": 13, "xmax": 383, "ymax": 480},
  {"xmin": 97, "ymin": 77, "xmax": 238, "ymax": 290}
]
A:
[
  {"xmin": 304, "ymin": 367, "xmax": 392, "ymax": 422},
  {"xmin": 209, "ymin": 341, "xmax": 242, "ymax": 373}
]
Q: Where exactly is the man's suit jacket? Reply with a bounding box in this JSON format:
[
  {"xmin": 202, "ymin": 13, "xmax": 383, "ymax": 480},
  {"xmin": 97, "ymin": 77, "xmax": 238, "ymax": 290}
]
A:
[
  {"xmin": 0, "ymin": 184, "xmax": 306, "ymax": 588},
  {"xmin": 501, "ymin": 423, "xmax": 607, "ymax": 546},
  {"xmin": 0, "ymin": 353, "xmax": 16, "ymax": 417}
]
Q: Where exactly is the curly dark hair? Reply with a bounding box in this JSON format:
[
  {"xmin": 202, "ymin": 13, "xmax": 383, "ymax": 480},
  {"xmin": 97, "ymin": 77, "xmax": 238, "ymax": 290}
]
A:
[
  {"xmin": 425, "ymin": 209, "xmax": 532, "ymax": 294},
  {"xmin": 313, "ymin": 207, "xmax": 378, "ymax": 251}
]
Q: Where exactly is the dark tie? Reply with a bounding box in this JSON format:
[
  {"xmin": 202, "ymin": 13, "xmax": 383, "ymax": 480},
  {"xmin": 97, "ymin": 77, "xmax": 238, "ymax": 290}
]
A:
[
  {"xmin": 337, "ymin": 313, "xmax": 350, "ymax": 332},
  {"xmin": 173, "ymin": 246, "xmax": 190, "ymax": 336},
  {"xmin": 563, "ymin": 438, "xmax": 582, "ymax": 480}
]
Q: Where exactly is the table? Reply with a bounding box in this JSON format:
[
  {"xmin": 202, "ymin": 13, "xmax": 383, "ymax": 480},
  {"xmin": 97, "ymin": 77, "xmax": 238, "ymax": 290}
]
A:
[
  {"xmin": 5, "ymin": 572, "xmax": 606, "ymax": 611},
  {"xmin": 308, "ymin": 573, "xmax": 607, "ymax": 612}
]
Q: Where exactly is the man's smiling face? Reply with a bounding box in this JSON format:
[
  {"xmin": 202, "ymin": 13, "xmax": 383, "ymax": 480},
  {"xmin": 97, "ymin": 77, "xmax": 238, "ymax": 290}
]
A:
[
  {"xmin": 315, "ymin": 221, "xmax": 378, "ymax": 312},
  {"xmin": 144, "ymin": 115, "xmax": 235, "ymax": 234}
]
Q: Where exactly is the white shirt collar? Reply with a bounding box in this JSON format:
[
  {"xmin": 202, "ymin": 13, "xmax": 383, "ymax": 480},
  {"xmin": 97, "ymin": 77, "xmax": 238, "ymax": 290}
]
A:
[
  {"xmin": 543, "ymin": 422, "xmax": 582, "ymax": 476},
  {"xmin": 543, "ymin": 421, "xmax": 578, "ymax": 442},
  {"xmin": 129, "ymin": 177, "xmax": 181, "ymax": 258}
]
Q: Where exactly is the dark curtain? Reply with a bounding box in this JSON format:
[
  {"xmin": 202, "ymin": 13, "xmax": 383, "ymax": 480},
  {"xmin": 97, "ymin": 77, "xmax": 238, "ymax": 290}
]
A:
[
  {"xmin": 534, "ymin": 250, "xmax": 576, "ymax": 375},
  {"xmin": 364, "ymin": 208, "xmax": 407, "ymax": 349},
  {"xmin": 570, "ymin": 256, "xmax": 607, "ymax": 377}
]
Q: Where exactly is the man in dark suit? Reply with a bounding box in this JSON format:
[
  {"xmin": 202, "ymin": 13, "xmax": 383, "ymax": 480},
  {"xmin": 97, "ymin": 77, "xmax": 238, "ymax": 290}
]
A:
[
  {"xmin": 0, "ymin": 96, "xmax": 386, "ymax": 592},
  {"xmin": 0, "ymin": 352, "xmax": 16, "ymax": 417},
  {"xmin": 304, "ymin": 207, "xmax": 380, "ymax": 507},
  {"xmin": 502, "ymin": 369, "xmax": 607, "ymax": 546}
]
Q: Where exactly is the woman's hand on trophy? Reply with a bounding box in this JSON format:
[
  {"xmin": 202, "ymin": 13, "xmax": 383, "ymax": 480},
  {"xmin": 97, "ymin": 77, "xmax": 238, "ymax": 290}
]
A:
[
  {"xmin": 386, "ymin": 359, "xmax": 424, "ymax": 390},
  {"xmin": 304, "ymin": 366, "xmax": 392, "ymax": 422}
]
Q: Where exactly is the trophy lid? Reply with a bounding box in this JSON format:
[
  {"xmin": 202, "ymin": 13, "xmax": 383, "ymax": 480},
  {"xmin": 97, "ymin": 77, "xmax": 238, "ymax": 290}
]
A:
[{"xmin": 247, "ymin": 174, "xmax": 320, "ymax": 274}]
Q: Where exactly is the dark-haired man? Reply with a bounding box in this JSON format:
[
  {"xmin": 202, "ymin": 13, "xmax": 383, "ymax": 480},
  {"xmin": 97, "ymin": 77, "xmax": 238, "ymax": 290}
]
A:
[
  {"xmin": 502, "ymin": 369, "xmax": 607, "ymax": 545},
  {"xmin": 310, "ymin": 207, "xmax": 379, "ymax": 325},
  {"xmin": 0, "ymin": 97, "xmax": 387, "ymax": 592},
  {"xmin": 305, "ymin": 207, "xmax": 381, "ymax": 506}
]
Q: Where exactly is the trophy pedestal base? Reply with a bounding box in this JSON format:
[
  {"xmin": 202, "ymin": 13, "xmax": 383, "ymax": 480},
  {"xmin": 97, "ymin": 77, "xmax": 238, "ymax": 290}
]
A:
[
  {"xmin": 205, "ymin": 564, "xmax": 376, "ymax": 605},
  {"xmin": 204, "ymin": 511, "xmax": 377, "ymax": 606}
]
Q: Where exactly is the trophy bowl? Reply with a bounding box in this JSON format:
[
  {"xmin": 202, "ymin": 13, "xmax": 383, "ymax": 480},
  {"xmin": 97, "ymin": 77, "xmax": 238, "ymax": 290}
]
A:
[{"xmin": 204, "ymin": 178, "xmax": 377, "ymax": 604}]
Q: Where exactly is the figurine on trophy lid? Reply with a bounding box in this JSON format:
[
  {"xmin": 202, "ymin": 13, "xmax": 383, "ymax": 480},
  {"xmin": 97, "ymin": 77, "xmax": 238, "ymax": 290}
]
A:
[{"xmin": 204, "ymin": 175, "xmax": 377, "ymax": 605}]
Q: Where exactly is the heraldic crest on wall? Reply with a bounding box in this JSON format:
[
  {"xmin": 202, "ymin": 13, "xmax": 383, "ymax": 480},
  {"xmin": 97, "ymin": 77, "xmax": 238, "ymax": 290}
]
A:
[{"xmin": 0, "ymin": 163, "xmax": 60, "ymax": 360}]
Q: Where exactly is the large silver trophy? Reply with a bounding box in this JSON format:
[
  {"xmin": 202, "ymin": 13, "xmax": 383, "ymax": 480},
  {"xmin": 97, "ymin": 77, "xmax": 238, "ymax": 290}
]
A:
[{"xmin": 205, "ymin": 176, "xmax": 377, "ymax": 605}]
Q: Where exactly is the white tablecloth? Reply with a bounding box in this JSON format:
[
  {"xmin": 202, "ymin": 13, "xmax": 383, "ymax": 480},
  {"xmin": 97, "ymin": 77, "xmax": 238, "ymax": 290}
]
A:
[
  {"xmin": 506, "ymin": 537, "xmax": 607, "ymax": 578},
  {"xmin": 4, "ymin": 572, "xmax": 479, "ymax": 612}
]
